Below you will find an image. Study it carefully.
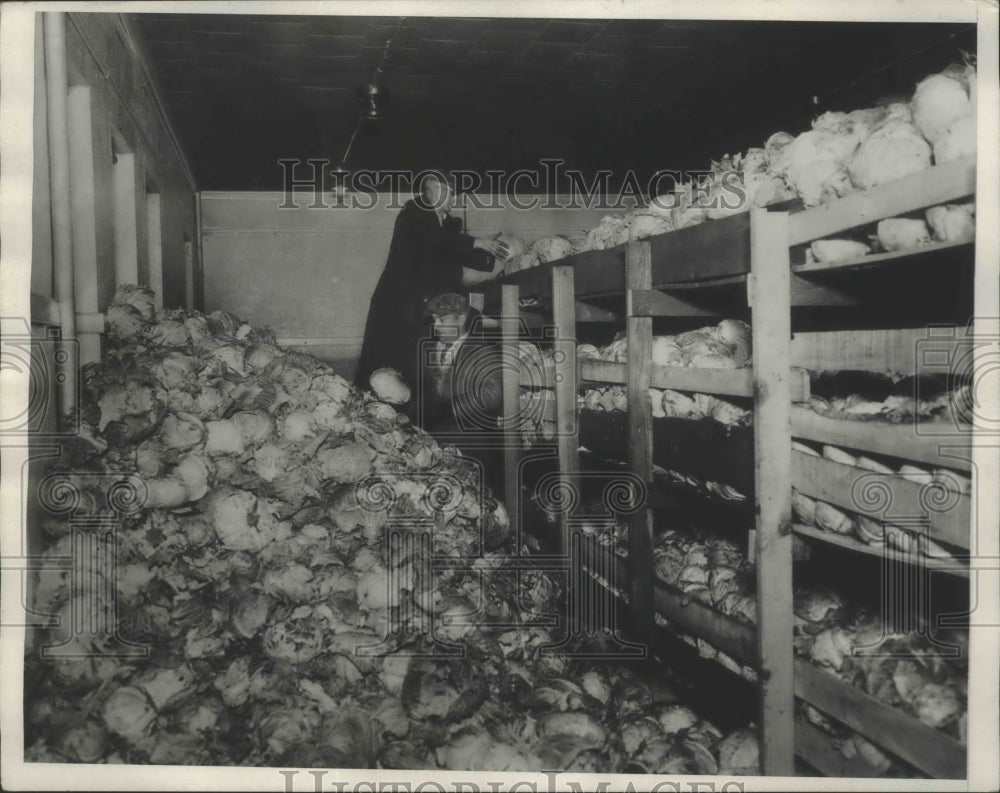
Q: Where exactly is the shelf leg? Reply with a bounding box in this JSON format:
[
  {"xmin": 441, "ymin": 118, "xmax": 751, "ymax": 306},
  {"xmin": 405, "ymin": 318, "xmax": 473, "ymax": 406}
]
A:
[
  {"xmin": 750, "ymin": 208, "xmax": 795, "ymax": 776},
  {"xmin": 500, "ymin": 285, "xmax": 521, "ymax": 546},
  {"xmin": 626, "ymin": 241, "xmax": 655, "ymax": 649},
  {"xmin": 551, "ymin": 265, "xmax": 579, "ymax": 559}
]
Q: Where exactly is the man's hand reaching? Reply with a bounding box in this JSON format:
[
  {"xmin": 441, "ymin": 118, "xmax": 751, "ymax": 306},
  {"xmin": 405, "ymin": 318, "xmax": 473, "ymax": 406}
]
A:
[{"xmin": 473, "ymin": 236, "xmax": 510, "ymax": 260}]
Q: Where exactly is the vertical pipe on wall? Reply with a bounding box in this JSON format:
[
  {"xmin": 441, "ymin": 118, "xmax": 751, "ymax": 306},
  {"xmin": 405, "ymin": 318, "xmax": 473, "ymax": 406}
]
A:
[
  {"xmin": 146, "ymin": 192, "xmax": 163, "ymax": 309},
  {"xmin": 195, "ymin": 191, "xmax": 205, "ymax": 311},
  {"xmin": 43, "ymin": 11, "xmax": 78, "ymax": 427},
  {"xmin": 66, "ymin": 84, "xmax": 102, "ymax": 365},
  {"xmin": 112, "ymin": 151, "xmax": 139, "ymax": 286}
]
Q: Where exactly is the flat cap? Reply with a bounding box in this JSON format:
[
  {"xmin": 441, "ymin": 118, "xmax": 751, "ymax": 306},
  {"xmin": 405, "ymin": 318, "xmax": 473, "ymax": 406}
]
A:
[{"xmin": 427, "ymin": 292, "xmax": 469, "ymax": 315}]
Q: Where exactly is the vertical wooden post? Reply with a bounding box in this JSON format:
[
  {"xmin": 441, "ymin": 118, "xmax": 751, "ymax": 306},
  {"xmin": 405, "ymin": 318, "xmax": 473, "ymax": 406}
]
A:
[
  {"xmin": 551, "ymin": 265, "xmax": 579, "ymax": 557},
  {"xmin": 146, "ymin": 192, "xmax": 163, "ymax": 310},
  {"xmin": 750, "ymin": 208, "xmax": 795, "ymax": 776},
  {"xmin": 626, "ymin": 241, "xmax": 654, "ymax": 647},
  {"xmin": 183, "ymin": 238, "xmax": 194, "ymax": 310},
  {"xmin": 500, "ymin": 285, "xmax": 521, "ymax": 543}
]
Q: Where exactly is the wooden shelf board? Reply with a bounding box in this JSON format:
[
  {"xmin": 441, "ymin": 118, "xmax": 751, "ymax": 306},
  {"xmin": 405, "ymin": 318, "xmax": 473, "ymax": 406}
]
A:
[
  {"xmin": 482, "ymin": 159, "xmax": 973, "ymax": 309},
  {"xmin": 794, "ymin": 719, "xmax": 893, "ymax": 778},
  {"xmin": 579, "ymin": 409, "xmax": 755, "ymax": 494},
  {"xmin": 482, "ymin": 214, "xmax": 751, "ymax": 302},
  {"xmin": 651, "ymin": 365, "xmax": 757, "ymax": 397},
  {"xmin": 794, "ymin": 658, "xmax": 966, "ymax": 779},
  {"xmin": 662, "ymin": 273, "xmax": 749, "ymax": 290},
  {"xmin": 791, "ymin": 452, "xmax": 970, "ymax": 550},
  {"xmin": 654, "ymin": 581, "xmax": 758, "ymax": 666},
  {"xmin": 793, "ymin": 523, "xmax": 968, "ymax": 578},
  {"xmin": 654, "ymin": 617, "xmax": 759, "ymax": 683},
  {"xmin": 649, "ymin": 211, "xmax": 753, "ymax": 284},
  {"xmin": 580, "ymin": 360, "xmax": 626, "ymax": 383},
  {"xmin": 580, "ymin": 563, "xmax": 760, "ymax": 690},
  {"xmin": 791, "ymin": 407, "xmax": 973, "ymax": 472},
  {"xmin": 597, "ymin": 548, "xmax": 758, "ymax": 665},
  {"xmin": 581, "ymin": 361, "xmax": 809, "ymax": 401},
  {"xmin": 793, "ymin": 240, "xmax": 972, "ymax": 275},
  {"xmin": 792, "ymin": 451, "xmax": 972, "ymax": 548},
  {"xmin": 788, "ymin": 157, "xmax": 975, "ymax": 247}
]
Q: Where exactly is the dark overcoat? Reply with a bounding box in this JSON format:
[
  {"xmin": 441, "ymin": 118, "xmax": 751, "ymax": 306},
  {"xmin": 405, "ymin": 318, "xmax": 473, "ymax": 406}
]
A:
[{"xmin": 355, "ymin": 200, "xmax": 486, "ymax": 393}]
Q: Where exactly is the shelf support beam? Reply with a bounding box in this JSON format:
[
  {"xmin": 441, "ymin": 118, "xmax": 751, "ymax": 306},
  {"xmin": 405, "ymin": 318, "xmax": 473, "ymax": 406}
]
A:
[
  {"xmin": 500, "ymin": 285, "xmax": 522, "ymax": 546},
  {"xmin": 629, "ymin": 288, "xmax": 721, "ymax": 317},
  {"xmin": 787, "ymin": 157, "xmax": 974, "ymax": 245},
  {"xmin": 625, "ymin": 241, "xmax": 655, "ymax": 650},
  {"xmin": 551, "ymin": 266, "xmax": 579, "ymax": 558},
  {"xmin": 750, "ymin": 208, "xmax": 796, "ymax": 776}
]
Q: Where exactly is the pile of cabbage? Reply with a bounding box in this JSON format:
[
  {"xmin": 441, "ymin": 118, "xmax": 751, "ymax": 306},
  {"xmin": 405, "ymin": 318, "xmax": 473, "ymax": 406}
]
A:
[
  {"xmin": 581, "ymin": 319, "xmax": 753, "ymax": 370},
  {"xmin": 581, "ymin": 515, "xmax": 944, "ymax": 776},
  {"xmin": 501, "ymin": 233, "xmax": 578, "ymax": 275},
  {"xmin": 655, "ymin": 526, "xmax": 968, "ymax": 773},
  {"xmin": 25, "ymin": 285, "xmax": 764, "ymax": 772},
  {"xmin": 806, "ymin": 386, "xmax": 972, "ymax": 427},
  {"xmin": 514, "ymin": 321, "xmax": 751, "ymax": 446},
  {"xmin": 580, "ymin": 386, "xmax": 751, "ymax": 429},
  {"xmin": 791, "ymin": 440, "xmax": 969, "ymax": 563},
  {"xmin": 653, "ymin": 515, "xmax": 966, "ymax": 750},
  {"xmin": 488, "ymin": 62, "xmax": 976, "ymax": 273},
  {"xmin": 661, "ymin": 580, "xmax": 970, "ymax": 776},
  {"xmin": 512, "ymin": 342, "xmax": 559, "ymax": 446},
  {"xmin": 795, "ymin": 597, "xmax": 968, "ymax": 747},
  {"xmin": 653, "ymin": 527, "xmax": 758, "ymax": 623}
]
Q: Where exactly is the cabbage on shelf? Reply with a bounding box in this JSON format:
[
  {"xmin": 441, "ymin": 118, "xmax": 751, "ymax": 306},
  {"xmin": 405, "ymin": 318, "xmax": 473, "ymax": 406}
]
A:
[
  {"xmin": 791, "ymin": 443, "xmax": 967, "ymax": 562},
  {"xmin": 794, "ymin": 609, "xmax": 968, "ymax": 744},
  {"xmin": 586, "ymin": 319, "xmax": 752, "ymax": 369},
  {"xmin": 485, "ymin": 64, "xmax": 976, "ymax": 283}
]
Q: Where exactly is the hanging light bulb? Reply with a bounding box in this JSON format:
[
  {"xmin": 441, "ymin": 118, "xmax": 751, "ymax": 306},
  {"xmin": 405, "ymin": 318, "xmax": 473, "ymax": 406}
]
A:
[{"xmin": 331, "ymin": 19, "xmax": 402, "ymax": 189}]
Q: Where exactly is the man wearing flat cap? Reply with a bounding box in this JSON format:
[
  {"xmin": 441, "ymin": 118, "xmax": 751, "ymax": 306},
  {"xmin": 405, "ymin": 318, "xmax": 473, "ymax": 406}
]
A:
[{"xmin": 421, "ymin": 291, "xmax": 505, "ymax": 491}]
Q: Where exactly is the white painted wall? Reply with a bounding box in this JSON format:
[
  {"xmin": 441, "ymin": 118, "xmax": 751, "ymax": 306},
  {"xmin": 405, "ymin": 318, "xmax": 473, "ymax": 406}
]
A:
[{"xmin": 201, "ymin": 190, "xmax": 623, "ymax": 378}]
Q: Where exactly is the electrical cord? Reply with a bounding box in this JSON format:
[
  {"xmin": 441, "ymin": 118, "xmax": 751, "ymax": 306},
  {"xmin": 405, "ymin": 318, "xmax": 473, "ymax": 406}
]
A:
[{"xmin": 335, "ymin": 17, "xmax": 407, "ymax": 173}]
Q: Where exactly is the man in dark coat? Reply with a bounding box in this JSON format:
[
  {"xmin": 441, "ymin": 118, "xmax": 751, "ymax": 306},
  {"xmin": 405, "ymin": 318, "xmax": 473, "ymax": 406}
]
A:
[{"xmin": 355, "ymin": 172, "xmax": 508, "ymax": 402}]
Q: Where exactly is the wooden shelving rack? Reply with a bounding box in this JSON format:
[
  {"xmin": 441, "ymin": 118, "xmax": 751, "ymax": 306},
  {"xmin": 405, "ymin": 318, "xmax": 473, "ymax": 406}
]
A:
[{"xmin": 470, "ymin": 154, "xmax": 976, "ymax": 780}]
